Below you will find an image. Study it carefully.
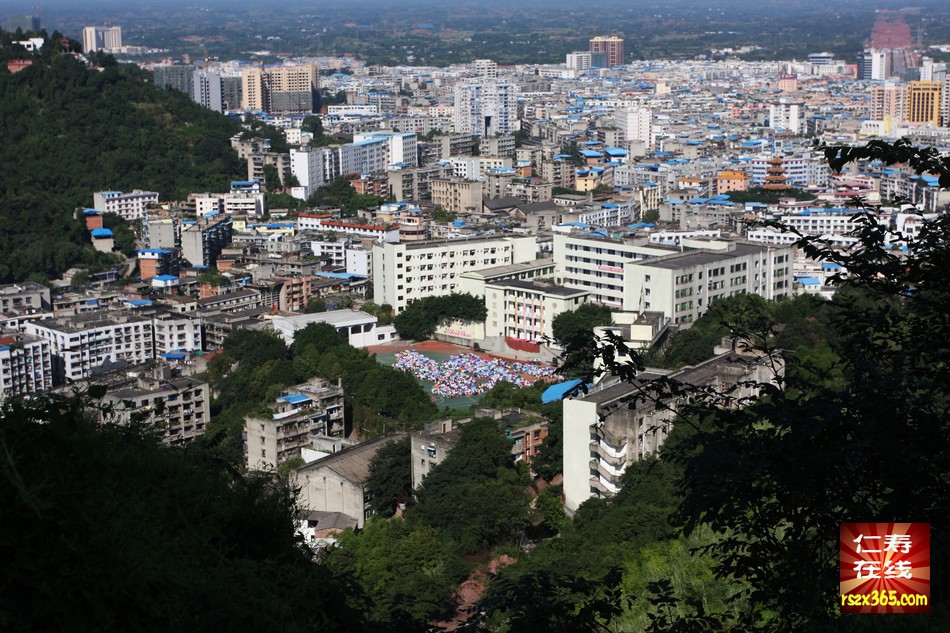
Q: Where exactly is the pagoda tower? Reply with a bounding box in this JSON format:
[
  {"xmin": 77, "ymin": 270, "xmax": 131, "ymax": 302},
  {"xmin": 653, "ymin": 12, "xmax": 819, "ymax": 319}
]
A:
[{"xmin": 762, "ymin": 156, "xmax": 790, "ymax": 191}]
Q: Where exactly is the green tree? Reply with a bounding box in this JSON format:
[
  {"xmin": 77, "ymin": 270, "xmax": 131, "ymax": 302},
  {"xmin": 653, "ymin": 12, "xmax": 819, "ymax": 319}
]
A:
[
  {"xmin": 365, "ymin": 435, "xmax": 413, "ymax": 517},
  {"xmin": 550, "ymin": 303, "xmax": 612, "ymax": 345},
  {"xmin": 585, "ymin": 139, "xmax": 950, "ymax": 630},
  {"xmin": 302, "ymin": 115, "xmax": 324, "ymax": 137},
  {"xmin": 411, "ymin": 418, "xmax": 530, "ymax": 554},
  {"xmin": 0, "ymin": 394, "xmax": 368, "ymax": 632},
  {"xmin": 304, "ymin": 296, "xmax": 327, "ymax": 313},
  {"xmin": 326, "ymin": 519, "xmax": 466, "ymax": 629},
  {"xmin": 392, "ymin": 293, "xmax": 487, "ymax": 341}
]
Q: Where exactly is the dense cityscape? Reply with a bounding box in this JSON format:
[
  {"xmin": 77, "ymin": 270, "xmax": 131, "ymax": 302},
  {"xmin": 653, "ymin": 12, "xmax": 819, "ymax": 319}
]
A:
[{"xmin": 1, "ymin": 1, "xmax": 949, "ymax": 630}]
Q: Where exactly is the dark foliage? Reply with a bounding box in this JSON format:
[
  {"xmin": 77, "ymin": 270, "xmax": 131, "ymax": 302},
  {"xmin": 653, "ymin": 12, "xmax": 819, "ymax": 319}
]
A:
[
  {"xmin": 392, "ymin": 293, "xmax": 487, "ymax": 341},
  {"xmin": 0, "ymin": 394, "xmax": 368, "ymax": 632},
  {"xmin": 0, "ymin": 40, "xmax": 242, "ymax": 282},
  {"xmin": 365, "ymin": 435, "xmax": 413, "ymax": 517}
]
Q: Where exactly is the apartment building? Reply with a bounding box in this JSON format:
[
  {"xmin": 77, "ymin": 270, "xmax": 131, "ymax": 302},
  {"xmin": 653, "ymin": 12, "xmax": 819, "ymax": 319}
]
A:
[
  {"xmin": 388, "ymin": 163, "xmax": 455, "ymax": 201},
  {"xmin": 82, "ymin": 25, "xmax": 122, "ymax": 52},
  {"xmin": 0, "ymin": 282, "xmax": 51, "ymax": 313},
  {"xmin": 93, "ymin": 190, "xmax": 159, "ymax": 222},
  {"xmin": 151, "ymin": 312, "xmax": 203, "ymax": 355},
  {"xmin": 25, "ymin": 313, "xmax": 155, "ymax": 384},
  {"xmin": 98, "ymin": 367, "xmax": 210, "ymax": 445},
  {"xmin": 484, "ymin": 279, "xmax": 588, "ymax": 342},
  {"xmin": 241, "ymin": 64, "xmax": 320, "ymax": 114},
  {"xmin": 616, "ymin": 107, "xmax": 653, "ymax": 145},
  {"xmin": 137, "ymin": 249, "xmax": 180, "ymax": 281},
  {"xmin": 245, "ymin": 378, "xmax": 346, "ymax": 472},
  {"xmin": 0, "ymin": 331, "xmax": 52, "ymax": 399},
  {"xmin": 431, "ymin": 177, "xmax": 483, "ymax": 213},
  {"xmin": 622, "ymin": 243, "xmax": 794, "ymax": 326},
  {"xmin": 352, "ymin": 131, "xmax": 419, "ymax": 168},
  {"xmin": 181, "ymin": 216, "xmax": 233, "ymax": 267},
  {"xmin": 553, "ymin": 233, "xmax": 672, "ymax": 308},
  {"xmin": 589, "ymin": 36, "xmax": 625, "ymax": 67},
  {"xmin": 373, "ymin": 235, "xmax": 537, "ymax": 313},
  {"xmin": 563, "ymin": 344, "xmax": 782, "ymax": 512},
  {"xmin": 193, "ymin": 70, "xmax": 223, "ymax": 112},
  {"xmin": 906, "ymin": 81, "xmax": 942, "ymax": 126},
  {"xmin": 454, "ymin": 81, "xmax": 516, "ymax": 137}
]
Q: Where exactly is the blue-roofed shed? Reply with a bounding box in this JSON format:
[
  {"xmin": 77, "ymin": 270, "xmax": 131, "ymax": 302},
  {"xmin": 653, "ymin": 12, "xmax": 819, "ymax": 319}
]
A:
[{"xmin": 541, "ymin": 379, "xmax": 587, "ymax": 404}]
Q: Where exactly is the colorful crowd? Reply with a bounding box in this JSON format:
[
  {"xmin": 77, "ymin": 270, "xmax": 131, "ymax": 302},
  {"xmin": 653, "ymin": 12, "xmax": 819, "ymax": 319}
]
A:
[{"xmin": 393, "ymin": 350, "xmax": 556, "ymax": 399}]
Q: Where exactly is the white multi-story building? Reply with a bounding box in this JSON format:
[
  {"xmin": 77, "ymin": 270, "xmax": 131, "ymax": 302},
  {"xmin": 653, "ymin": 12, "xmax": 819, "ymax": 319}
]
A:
[
  {"xmin": 553, "ymin": 233, "xmax": 672, "ymax": 308},
  {"xmin": 339, "ymin": 136, "xmax": 390, "ymax": 175},
  {"xmin": 0, "ymin": 331, "xmax": 52, "ymax": 399},
  {"xmin": 621, "ymin": 243, "xmax": 794, "ymax": 326},
  {"xmin": 563, "ymin": 345, "xmax": 782, "ymax": 513},
  {"xmin": 352, "ymin": 131, "xmax": 419, "ymax": 168},
  {"xmin": 454, "ymin": 81, "xmax": 516, "ymax": 137},
  {"xmin": 554, "ymin": 234, "xmax": 794, "ymax": 321},
  {"xmin": 245, "ymin": 378, "xmax": 346, "ymax": 472},
  {"xmin": 82, "ymin": 26, "xmax": 122, "ymax": 52},
  {"xmin": 151, "ymin": 312, "xmax": 203, "ymax": 355},
  {"xmin": 776, "ymin": 208, "xmax": 883, "ymax": 237},
  {"xmin": 193, "ymin": 70, "xmax": 223, "ymax": 112},
  {"xmin": 473, "ymin": 59, "xmax": 498, "ymax": 78},
  {"xmin": 566, "ymin": 51, "xmax": 592, "ymax": 72},
  {"xmin": 290, "ymin": 148, "xmax": 326, "ymax": 200},
  {"xmin": 484, "ymin": 280, "xmax": 588, "ymax": 342},
  {"xmin": 768, "ymin": 101, "xmax": 805, "ymax": 134},
  {"xmin": 194, "ymin": 192, "xmax": 265, "ymax": 217},
  {"xmin": 616, "ymin": 107, "xmax": 653, "ymax": 146},
  {"xmin": 93, "ymin": 190, "xmax": 159, "ymax": 222},
  {"xmin": 25, "ymin": 313, "xmax": 155, "ymax": 384},
  {"xmin": 373, "ymin": 235, "xmax": 537, "ymax": 313}
]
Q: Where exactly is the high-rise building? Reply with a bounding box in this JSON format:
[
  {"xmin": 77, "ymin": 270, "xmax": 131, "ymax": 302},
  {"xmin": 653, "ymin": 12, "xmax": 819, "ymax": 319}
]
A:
[
  {"xmin": 3, "ymin": 12, "xmax": 40, "ymax": 33},
  {"xmin": 152, "ymin": 64, "xmax": 195, "ymax": 97},
  {"xmin": 220, "ymin": 76, "xmax": 243, "ymax": 111},
  {"xmin": 241, "ymin": 64, "xmax": 320, "ymax": 114},
  {"xmin": 616, "ymin": 107, "xmax": 653, "ymax": 145},
  {"xmin": 454, "ymin": 81, "xmax": 516, "ymax": 137},
  {"xmin": 193, "ymin": 70, "xmax": 223, "ymax": 112},
  {"xmin": 871, "ymin": 83, "xmax": 906, "ymax": 121},
  {"xmin": 768, "ymin": 101, "xmax": 805, "ymax": 134},
  {"xmin": 473, "ymin": 59, "xmax": 497, "ymax": 78},
  {"xmin": 906, "ymin": 81, "xmax": 942, "ymax": 126},
  {"xmin": 566, "ymin": 51, "xmax": 592, "ymax": 72},
  {"xmin": 856, "ymin": 49, "xmax": 890, "ymax": 81},
  {"xmin": 82, "ymin": 26, "xmax": 122, "ymax": 53},
  {"xmin": 589, "ymin": 36, "xmax": 625, "ymax": 68},
  {"xmin": 290, "ymin": 148, "xmax": 326, "ymax": 200}
]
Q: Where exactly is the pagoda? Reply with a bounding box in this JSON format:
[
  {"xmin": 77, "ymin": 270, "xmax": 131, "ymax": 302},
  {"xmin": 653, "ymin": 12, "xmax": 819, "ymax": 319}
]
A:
[{"xmin": 762, "ymin": 156, "xmax": 790, "ymax": 191}]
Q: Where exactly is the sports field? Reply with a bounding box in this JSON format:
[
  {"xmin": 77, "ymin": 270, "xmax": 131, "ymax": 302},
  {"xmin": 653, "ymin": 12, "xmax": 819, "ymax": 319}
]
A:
[{"xmin": 369, "ymin": 341, "xmax": 552, "ymax": 411}]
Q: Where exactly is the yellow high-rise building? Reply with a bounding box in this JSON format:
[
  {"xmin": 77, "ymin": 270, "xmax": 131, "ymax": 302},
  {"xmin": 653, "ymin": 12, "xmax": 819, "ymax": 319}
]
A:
[
  {"xmin": 241, "ymin": 64, "xmax": 320, "ymax": 114},
  {"xmin": 906, "ymin": 81, "xmax": 941, "ymax": 126}
]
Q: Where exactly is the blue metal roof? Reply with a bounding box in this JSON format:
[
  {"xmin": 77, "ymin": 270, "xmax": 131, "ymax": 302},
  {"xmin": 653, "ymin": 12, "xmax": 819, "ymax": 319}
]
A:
[
  {"xmin": 91, "ymin": 228, "xmax": 113, "ymax": 238},
  {"xmin": 278, "ymin": 394, "xmax": 311, "ymax": 405},
  {"xmin": 541, "ymin": 379, "xmax": 587, "ymax": 404}
]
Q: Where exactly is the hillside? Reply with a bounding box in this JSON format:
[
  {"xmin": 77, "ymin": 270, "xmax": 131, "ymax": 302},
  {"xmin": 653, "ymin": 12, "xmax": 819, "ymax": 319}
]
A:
[{"xmin": 0, "ymin": 38, "xmax": 243, "ymax": 283}]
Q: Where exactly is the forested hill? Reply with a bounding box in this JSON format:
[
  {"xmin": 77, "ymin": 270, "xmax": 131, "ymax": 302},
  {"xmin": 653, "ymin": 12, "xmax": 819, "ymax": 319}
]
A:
[{"xmin": 0, "ymin": 38, "xmax": 243, "ymax": 283}]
